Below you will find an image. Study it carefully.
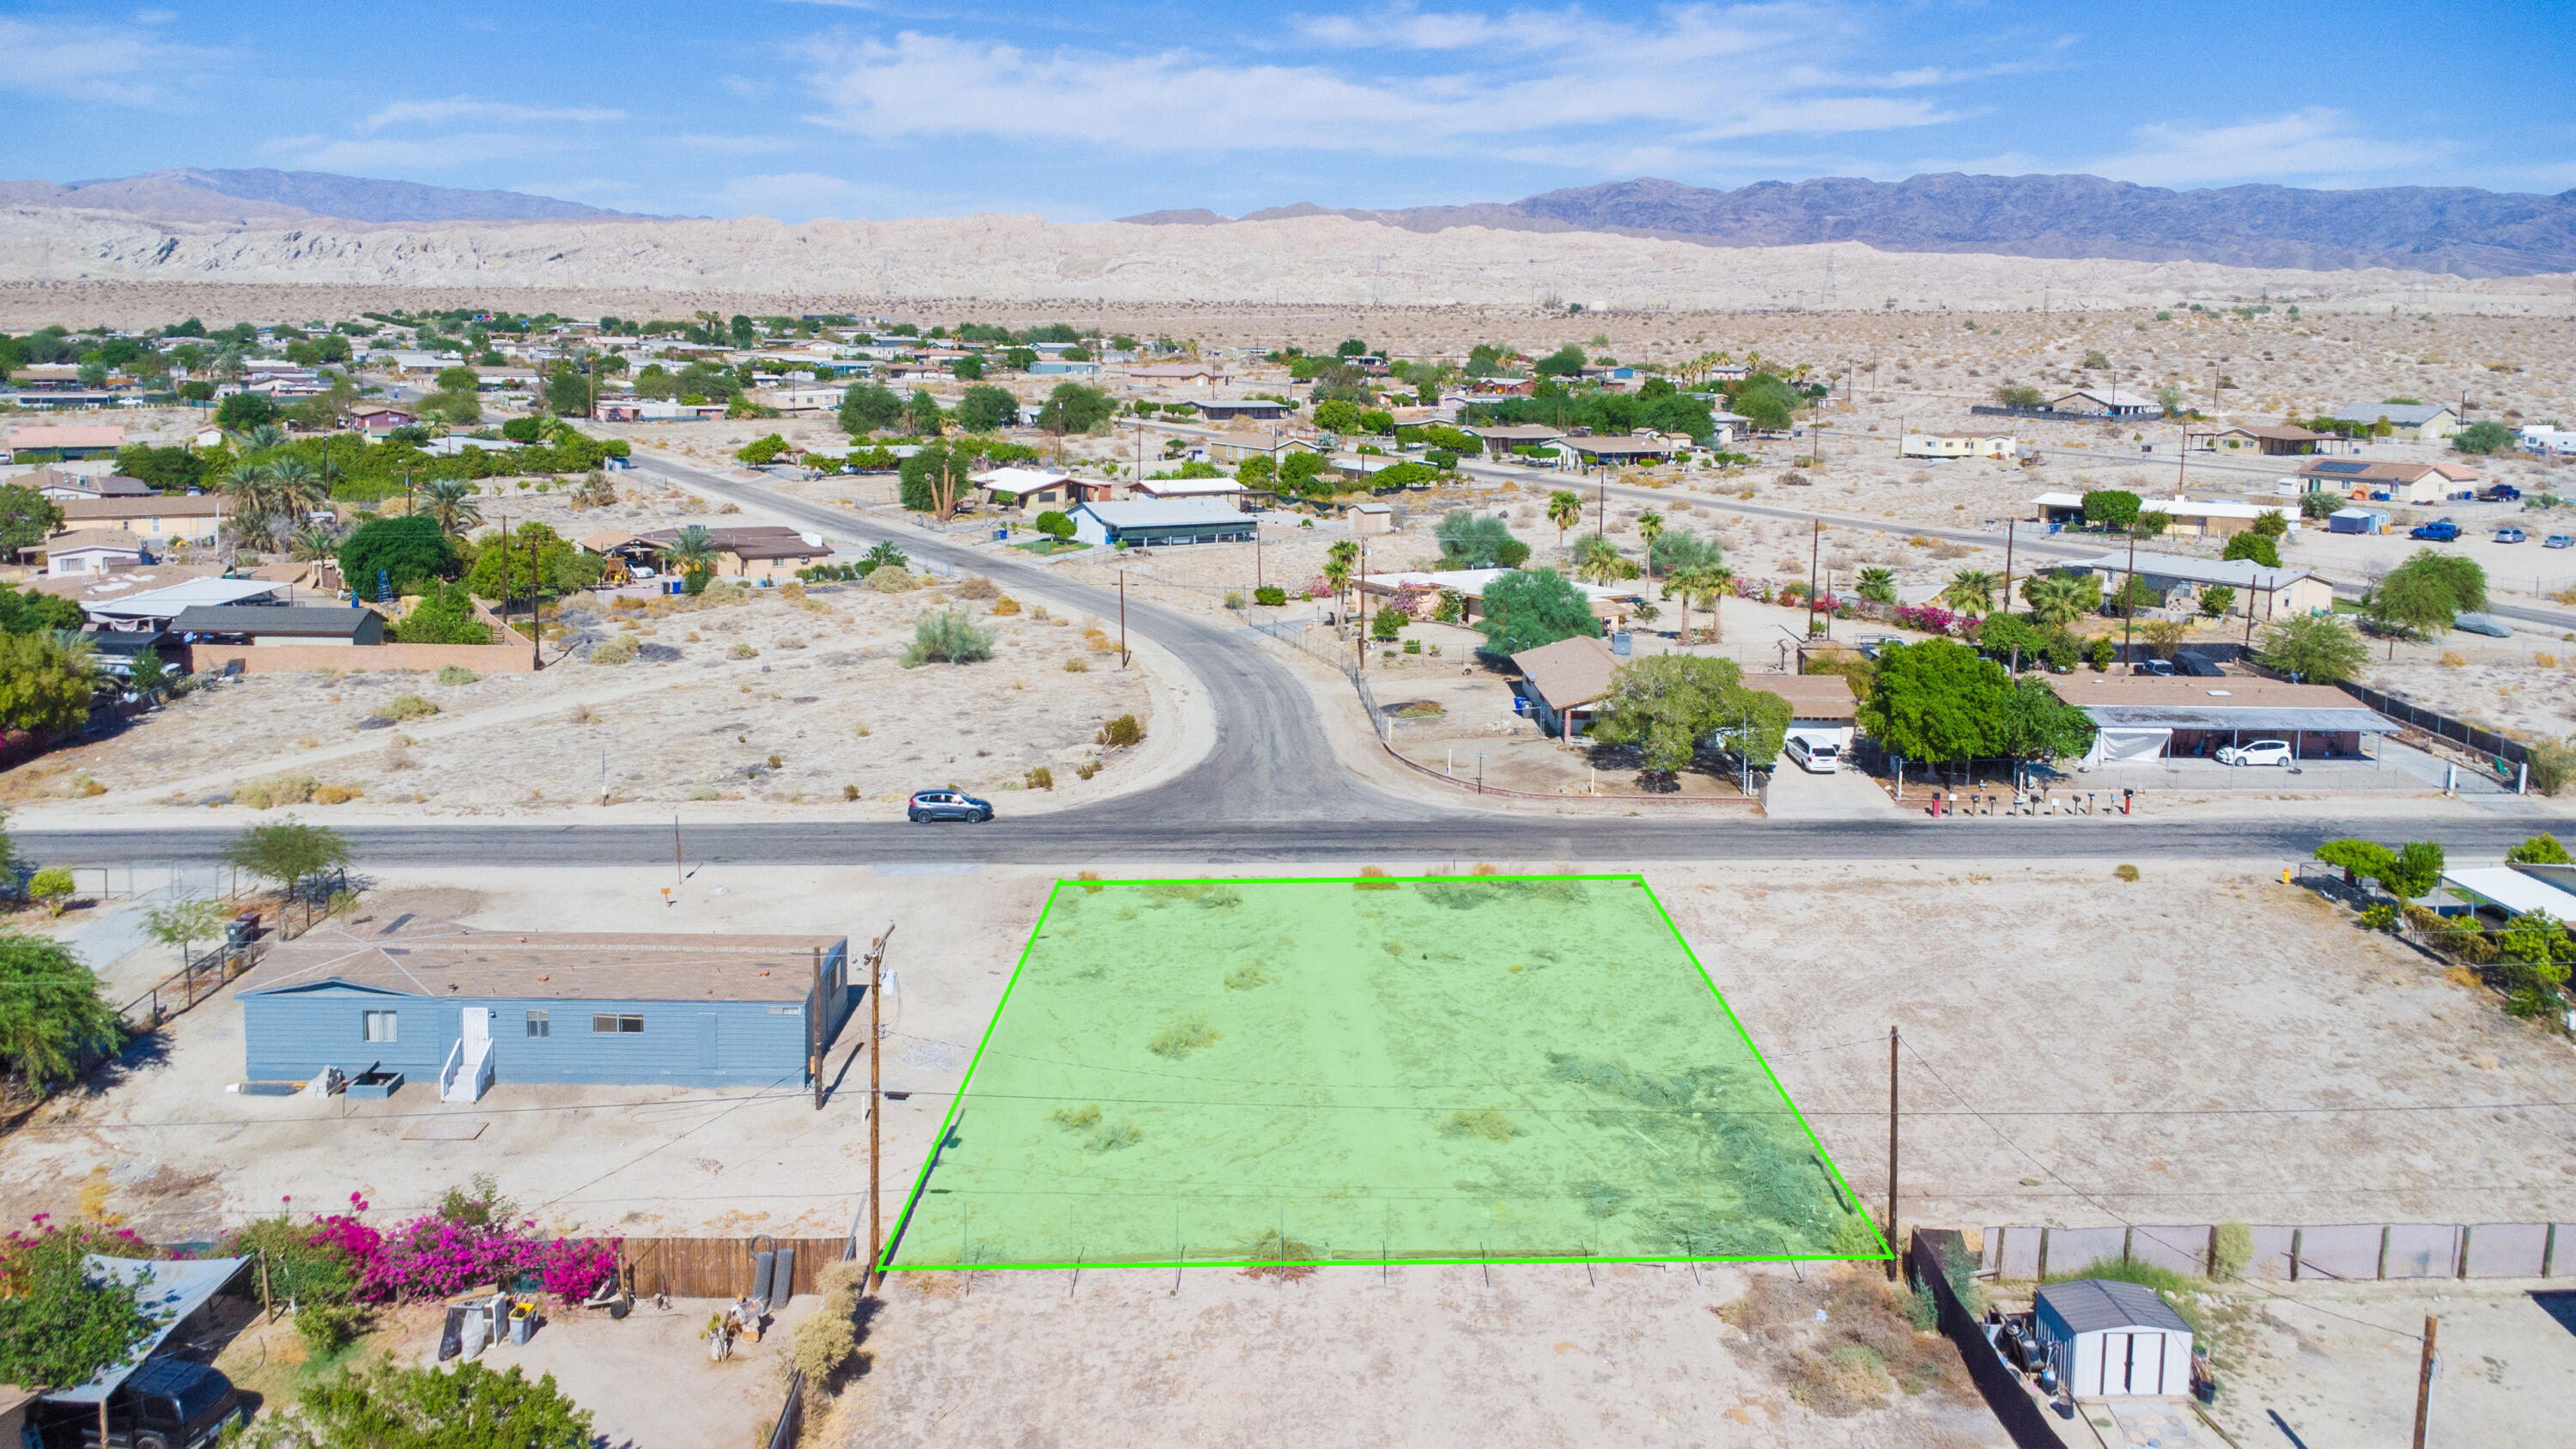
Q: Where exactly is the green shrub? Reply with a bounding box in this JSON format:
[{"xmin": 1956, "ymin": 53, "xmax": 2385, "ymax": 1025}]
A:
[
  {"xmin": 1254, "ymin": 585, "xmax": 1287, "ymax": 606},
  {"xmin": 1025, "ymin": 765, "xmax": 1054, "ymax": 790},
  {"xmin": 27, "ymin": 868, "xmax": 74, "ymax": 915},
  {"xmin": 1145, "ymin": 1014, "xmax": 1220, "ymax": 1059},
  {"xmin": 2508, "ymin": 833, "xmax": 2572, "ymax": 865},
  {"xmin": 381, "ymin": 693, "xmax": 439, "ymax": 721},
  {"xmin": 2210, "ymin": 1222, "xmax": 2253, "ymax": 1281},
  {"xmin": 2359, "ymin": 903, "xmax": 2398, "ymax": 932},
  {"xmin": 1097, "ymin": 713, "xmax": 1142, "ymax": 747},
  {"xmin": 2525, "ymin": 738, "xmax": 2576, "ymax": 795},
  {"xmin": 902, "ymin": 610, "xmax": 995, "ymax": 667},
  {"xmin": 2087, "ymin": 636, "xmax": 2116, "ymax": 669},
  {"xmin": 1224, "ymin": 590, "xmax": 1246, "ymax": 610},
  {"xmin": 589, "ymin": 635, "xmax": 639, "ymax": 666},
  {"xmin": 1034, "ymin": 510, "xmax": 1075, "ymax": 539},
  {"xmin": 295, "ymin": 1301, "xmax": 361, "ymax": 1356},
  {"xmin": 2113, "ymin": 864, "xmax": 2139, "ymax": 882},
  {"xmin": 434, "ymin": 665, "xmax": 480, "ymax": 686}
]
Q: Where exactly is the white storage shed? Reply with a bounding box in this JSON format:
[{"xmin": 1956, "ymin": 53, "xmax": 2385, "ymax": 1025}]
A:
[{"xmin": 2034, "ymin": 1279, "xmax": 2194, "ymax": 1397}]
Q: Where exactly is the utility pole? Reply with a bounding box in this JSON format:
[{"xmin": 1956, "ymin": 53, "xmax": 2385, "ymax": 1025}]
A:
[
  {"xmin": 671, "ymin": 815, "xmax": 682, "ymax": 896},
  {"xmin": 1886, "ymin": 1025, "xmax": 1901, "ymax": 1282},
  {"xmin": 1356, "ymin": 535, "xmax": 1370, "ymax": 671},
  {"xmin": 867, "ymin": 925, "xmax": 894, "ymax": 1289},
  {"xmin": 2000, "ymin": 521, "xmax": 2017, "ymax": 646},
  {"xmin": 2122, "ymin": 521, "xmax": 2140, "ymax": 665},
  {"xmin": 1807, "ymin": 521, "xmax": 1822, "ymax": 638},
  {"xmin": 2412, "ymin": 1314, "xmax": 2438, "ymax": 1449}
]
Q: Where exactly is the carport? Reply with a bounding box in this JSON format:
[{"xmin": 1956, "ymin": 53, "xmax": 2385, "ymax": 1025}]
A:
[{"xmin": 2056, "ymin": 678, "xmax": 2399, "ymax": 767}]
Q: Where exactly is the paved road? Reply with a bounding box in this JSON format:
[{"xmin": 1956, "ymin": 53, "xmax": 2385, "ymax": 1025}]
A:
[{"xmin": 13, "ymin": 812, "xmax": 2567, "ymax": 867}]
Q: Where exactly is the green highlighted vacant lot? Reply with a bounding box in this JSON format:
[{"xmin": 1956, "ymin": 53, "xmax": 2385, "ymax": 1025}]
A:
[{"xmin": 887, "ymin": 875, "xmax": 1882, "ymax": 1269}]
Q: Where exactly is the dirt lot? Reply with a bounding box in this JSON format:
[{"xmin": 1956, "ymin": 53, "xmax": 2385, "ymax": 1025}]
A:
[
  {"xmin": 3, "ymin": 572, "xmax": 1167, "ymax": 820},
  {"xmin": 214, "ymin": 1293, "xmax": 818, "ymax": 1449}
]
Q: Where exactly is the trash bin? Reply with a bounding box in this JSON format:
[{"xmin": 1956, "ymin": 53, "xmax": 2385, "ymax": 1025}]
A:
[{"xmin": 509, "ymin": 1300, "xmax": 535, "ymax": 1346}]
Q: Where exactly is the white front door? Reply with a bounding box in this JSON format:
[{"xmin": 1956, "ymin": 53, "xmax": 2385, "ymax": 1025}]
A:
[{"xmin": 462, "ymin": 1007, "xmax": 491, "ymax": 1048}]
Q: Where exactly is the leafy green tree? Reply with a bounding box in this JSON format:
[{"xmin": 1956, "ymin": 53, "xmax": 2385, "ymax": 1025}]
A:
[
  {"xmin": 1371, "ymin": 606, "xmax": 1404, "ymax": 642},
  {"xmin": 391, "ymin": 581, "xmax": 489, "ymax": 643},
  {"xmin": 1235, "ymin": 454, "xmax": 1276, "ymax": 488},
  {"xmin": 1277, "ymin": 450, "xmax": 1330, "ymax": 498},
  {"xmin": 1313, "ymin": 399, "xmax": 1364, "ymax": 434},
  {"xmin": 2314, "ymin": 837, "xmax": 2396, "ymax": 887},
  {"xmin": 2383, "ymin": 550, "xmax": 2486, "ymax": 613},
  {"xmin": 1857, "ymin": 638, "xmax": 2010, "ymax": 768},
  {"xmin": 143, "ymin": 897, "xmax": 232, "ymax": 964},
  {"xmin": 2199, "ymin": 584, "xmax": 2237, "ymax": 618},
  {"xmin": 340, "ymin": 515, "xmax": 461, "ymax": 600},
  {"xmin": 2365, "ymin": 568, "xmax": 2464, "ymax": 644},
  {"xmin": 1973, "ymin": 612, "xmax": 2038, "ymax": 667},
  {"xmin": 1473, "ymin": 569, "xmax": 1600, "ymax": 655},
  {"xmin": 2507, "ymin": 833, "xmax": 2572, "ymax": 866},
  {"xmin": 223, "ymin": 820, "xmax": 353, "ymax": 901},
  {"xmin": 2081, "ymin": 489, "xmax": 2140, "ymax": 531},
  {"xmin": 0, "ymin": 584, "xmax": 84, "ymax": 636},
  {"xmin": 2254, "ymin": 612, "xmax": 2367, "ymax": 683},
  {"xmin": 2248, "ymin": 508, "xmax": 2290, "ymax": 539},
  {"xmin": 1036, "ymin": 382, "xmax": 1115, "ymax": 435},
  {"xmin": 2133, "ymin": 510, "xmax": 2172, "ymax": 540},
  {"xmin": 953, "ymin": 384, "xmax": 1018, "ymax": 432},
  {"xmin": 1002, "ymin": 346, "xmax": 1037, "ymax": 371},
  {"xmin": 1732, "ymin": 375, "xmax": 1798, "ymax": 431},
  {"xmin": 1534, "ymin": 344, "xmax": 1588, "ymax": 377},
  {"xmin": 541, "ymin": 361, "xmax": 592, "ymax": 417},
  {"xmin": 2493, "ymin": 911, "xmax": 2573, "ymax": 1019},
  {"xmin": 1434, "ymin": 511, "xmax": 1528, "ymax": 569},
  {"xmin": 241, "ymin": 1357, "xmax": 594, "ymax": 1449},
  {"xmin": 2221, "ymin": 532, "xmax": 2281, "ymax": 569},
  {"xmin": 1033, "ymin": 510, "xmax": 1075, "ymax": 539},
  {"xmin": 0, "ymin": 633, "xmax": 97, "ymax": 737},
  {"xmin": 1336, "ymin": 338, "xmax": 1370, "ymax": 358},
  {"xmin": 216, "ymin": 393, "xmax": 278, "ymax": 430},
  {"xmin": 463, "ymin": 522, "xmax": 596, "ymax": 601},
  {"xmin": 2452, "ymin": 420, "xmax": 2515, "ymax": 455},
  {"xmin": 837, "ymin": 382, "xmax": 904, "ymax": 435},
  {"xmin": 898, "ymin": 441, "xmax": 973, "ymax": 514},
  {"xmin": 1991, "ymin": 385, "xmax": 2046, "ymax": 408},
  {"xmin": 0, "ymin": 1223, "xmax": 155, "ymax": 1388},
  {"xmin": 951, "ymin": 353, "xmax": 986, "ymax": 381},
  {"xmin": 114, "ymin": 444, "xmax": 206, "ymax": 493},
  {"xmin": 907, "ymin": 389, "xmax": 944, "ymax": 435},
  {"xmin": 1991, "ymin": 676, "xmax": 2096, "ymax": 764},
  {"xmin": 1587, "ymin": 654, "xmax": 1789, "ymax": 775},
  {"xmin": 2383, "ymin": 840, "xmax": 2445, "ymax": 898},
  {"xmin": 0, "ymin": 485, "xmax": 64, "ymax": 554}
]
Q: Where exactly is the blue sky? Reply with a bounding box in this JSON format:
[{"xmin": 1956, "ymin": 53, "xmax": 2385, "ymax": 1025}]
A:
[{"xmin": 9, "ymin": 2, "xmax": 2573, "ymax": 222}]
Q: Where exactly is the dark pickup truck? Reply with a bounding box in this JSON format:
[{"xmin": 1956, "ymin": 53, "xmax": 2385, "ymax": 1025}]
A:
[
  {"xmin": 23, "ymin": 1359, "xmax": 245, "ymax": 1449},
  {"xmin": 2481, "ymin": 484, "xmax": 2523, "ymax": 502}
]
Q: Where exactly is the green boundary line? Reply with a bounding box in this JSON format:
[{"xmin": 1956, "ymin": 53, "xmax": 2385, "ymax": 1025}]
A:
[{"xmin": 879, "ymin": 872, "xmax": 1890, "ymax": 1271}]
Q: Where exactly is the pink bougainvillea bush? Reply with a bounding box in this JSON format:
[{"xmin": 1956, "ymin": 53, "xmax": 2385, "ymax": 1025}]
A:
[{"xmin": 236, "ymin": 1191, "xmax": 617, "ymax": 1306}]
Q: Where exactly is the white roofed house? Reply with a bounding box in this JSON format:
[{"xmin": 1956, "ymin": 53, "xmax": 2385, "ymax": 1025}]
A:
[
  {"xmin": 1131, "ymin": 475, "xmax": 1249, "ymax": 507},
  {"xmin": 1067, "ymin": 500, "xmax": 1256, "ymax": 548},
  {"xmin": 2326, "ymin": 400, "xmax": 2460, "ymax": 443},
  {"xmin": 2050, "ymin": 387, "xmax": 2161, "ymax": 419},
  {"xmin": 1903, "ymin": 432, "xmax": 2014, "ymax": 460},
  {"xmin": 2070, "ymin": 549, "xmax": 2334, "ymax": 621},
  {"xmin": 971, "ymin": 466, "xmax": 1079, "ymax": 511}
]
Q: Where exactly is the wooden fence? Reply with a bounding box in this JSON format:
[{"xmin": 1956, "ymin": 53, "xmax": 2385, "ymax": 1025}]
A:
[{"xmin": 620, "ymin": 1237, "xmax": 845, "ymax": 1300}]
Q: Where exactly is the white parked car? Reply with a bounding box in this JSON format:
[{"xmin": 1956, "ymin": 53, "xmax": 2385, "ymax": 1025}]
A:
[
  {"xmin": 1785, "ymin": 736, "xmax": 1842, "ymax": 774},
  {"xmin": 2216, "ymin": 739, "xmax": 2293, "ymax": 767}
]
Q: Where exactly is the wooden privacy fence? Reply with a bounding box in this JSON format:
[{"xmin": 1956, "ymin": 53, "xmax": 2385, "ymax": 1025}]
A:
[
  {"xmin": 622, "ymin": 1238, "xmax": 844, "ymax": 1300},
  {"xmin": 1980, "ymin": 1221, "xmax": 2576, "ymax": 1282}
]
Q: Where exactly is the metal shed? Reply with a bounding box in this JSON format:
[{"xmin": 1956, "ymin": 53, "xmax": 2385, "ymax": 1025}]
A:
[{"xmin": 2033, "ymin": 1278, "xmax": 2194, "ymax": 1397}]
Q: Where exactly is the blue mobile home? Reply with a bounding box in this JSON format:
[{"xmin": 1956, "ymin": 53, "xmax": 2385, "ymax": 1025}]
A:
[{"xmin": 237, "ymin": 923, "xmax": 851, "ymax": 1093}]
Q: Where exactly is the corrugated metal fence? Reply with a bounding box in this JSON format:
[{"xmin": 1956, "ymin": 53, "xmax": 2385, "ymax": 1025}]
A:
[{"xmin": 1980, "ymin": 1221, "xmax": 2575, "ymax": 1281}]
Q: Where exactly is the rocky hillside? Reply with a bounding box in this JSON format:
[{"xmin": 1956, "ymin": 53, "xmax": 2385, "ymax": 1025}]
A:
[
  {"xmin": 1121, "ymin": 174, "xmax": 2576, "ymax": 278},
  {"xmin": 0, "ymin": 167, "xmax": 649, "ymax": 224}
]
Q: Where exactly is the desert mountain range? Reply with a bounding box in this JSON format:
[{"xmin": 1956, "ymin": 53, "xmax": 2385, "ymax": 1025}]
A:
[
  {"xmin": 1123, "ymin": 174, "xmax": 2576, "ymax": 278},
  {"xmin": 0, "ymin": 167, "xmax": 647, "ymax": 225}
]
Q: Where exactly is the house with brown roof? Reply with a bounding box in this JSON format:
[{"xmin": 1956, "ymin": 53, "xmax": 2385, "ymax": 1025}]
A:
[
  {"xmin": 57, "ymin": 494, "xmax": 224, "ymax": 548},
  {"xmin": 621, "ymin": 526, "xmax": 827, "ymax": 584},
  {"xmin": 235, "ymin": 920, "xmax": 853, "ymax": 1094},
  {"xmin": 2189, "ymin": 423, "xmax": 2340, "ymax": 456},
  {"xmin": 2293, "ymin": 459, "xmax": 2478, "ymax": 504},
  {"xmin": 3, "ymin": 424, "xmax": 126, "ymax": 460},
  {"xmin": 40, "ymin": 529, "xmax": 152, "ymax": 575},
  {"xmin": 1510, "ymin": 634, "xmax": 1621, "ymax": 738}
]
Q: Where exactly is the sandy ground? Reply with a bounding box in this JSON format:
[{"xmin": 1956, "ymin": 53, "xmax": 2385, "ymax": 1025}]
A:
[
  {"xmin": 832, "ymin": 1259, "xmax": 2007, "ymax": 1449},
  {"xmin": 3, "ymin": 572, "xmax": 1164, "ymax": 819}
]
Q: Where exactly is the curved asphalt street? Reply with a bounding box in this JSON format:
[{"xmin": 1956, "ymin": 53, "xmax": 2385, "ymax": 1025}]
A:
[{"xmin": 18, "ymin": 450, "xmax": 2561, "ymax": 868}]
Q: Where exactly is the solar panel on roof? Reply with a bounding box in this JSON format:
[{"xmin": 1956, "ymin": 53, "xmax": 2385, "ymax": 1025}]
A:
[{"xmin": 2314, "ymin": 460, "xmax": 2366, "ymax": 473}]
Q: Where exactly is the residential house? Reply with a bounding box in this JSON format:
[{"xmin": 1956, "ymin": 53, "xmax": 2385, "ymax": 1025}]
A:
[
  {"xmin": 2055, "ymin": 676, "xmax": 2397, "ymax": 767},
  {"xmin": 2029, "ymin": 492, "xmax": 2298, "ymax": 539},
  {"xmin": 3, "ymin": 425, "xmax": 127, "ymax": 461},
  {"xmin": 65, "ymin": 575, "xmax": 289, "ymax": 630},
  {"xmin": 1067, "ymin": 501, "xmax": 1255, "ymax": 548},
  {"xmin": 2070, "ymin": 549, "xmax": 2335, "ymax": 621},
  {"xmin": 2293, "ymin": 459, "xmax": 2479, "ymax": 504},
  {"xmin": 57, "ymin": 494, "xmax": 225, "ymax": 550},
  {"xmin": 471, "ymin": 366, "xmax": 539, "ymax": 393},
  {"xmin": 42, "ymin": 531, "xmax": 151, "ymax": 576},
  {"xmin": 2188, "ymin": 423, "xmax": 2336, "ymax": 456},
  {"xmin": 2439, "ymin": 861, "xmax": 2576, "ymax": 922},
  {"xmin": 1189, "ymin": 399, "xmax": 1292, "ymax": 423},
  {"xmin": 1903, "ymin": 432, "xmax": 2016, "ymax": 460},
  {"xmin": 626, "ymin": 526, "xmax": 827, "ymax": 584},
  {"xmin": 2515, "ymin": 424, "xmax": 2576, "ymax": 456},
  {"xmin": 21, "ymin": 468, "xmax": 153, "ymax": 501},
  {"xmin": 2049, "ymin": 387, "xmax": 2160, "ymax": 419},
  {"xmin": 2326, "ymin": 401, "xmax": 2460, "ymax": 442},
  {"xmin": 1467, "ymin": 423, "xmax": 1569, "ymax": 452},
  {"xmin": 1510, "ymin": 634, "xmax": 1620, "ymax": 738},
  {"xmin": 972, "ymin": 467, "xmax": 1079, "ymax": 511},
  {"xmin": 1757, "ymin": 673, "xmax": 1861, "ymax": 758},
  {"xmin": 1127, "ymin": 363, "xmax": 1232, "ymax": 390},
  {"xmin": 234, "ymin": 920, "xmax": 853, "ymax": 1093},
  {"xmin": 1203, "ymin": 434, "xmax": 1315, "ymax": 467},
  {"xmin": 169, "ymin": 605, "xmax": 386, "ymax": 647},
  {"xmin": 341, "ymin": 407, "xmax": 417, "ymax": 437},
  {"xmin": 1563, "ymin": 435, "xmax": 1684, "ymax": 469},
  {"xmin": 1028, "ymin": 360, "xmax": 1102, "ymax": 377}
]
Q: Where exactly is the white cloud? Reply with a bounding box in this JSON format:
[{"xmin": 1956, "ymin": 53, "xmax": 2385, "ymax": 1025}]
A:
[
  {"xmin": 795, "ymin": 6, "xmax": 1956, "ymax": 166},
  {"xmin": 363, "ymin": 96, "xmax": 627, "ymax": 131},
  {"xmin": 2090, "ymin": 108, "xmax": 2448, "ymax": 187},
  {"xmin": 0, "ymin": 15, "xmax": 221, "ymax": 105}
]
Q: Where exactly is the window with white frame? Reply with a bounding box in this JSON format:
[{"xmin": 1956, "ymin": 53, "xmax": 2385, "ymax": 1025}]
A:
[{"xmin": 361, "ymin": 1010, "xmax": 398, "ymax": 1043}]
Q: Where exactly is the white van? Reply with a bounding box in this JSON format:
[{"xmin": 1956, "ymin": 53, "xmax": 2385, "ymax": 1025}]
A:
[{"xmin": 1786, "ymin": 735, "xmax": 1841, "ymax": 774}]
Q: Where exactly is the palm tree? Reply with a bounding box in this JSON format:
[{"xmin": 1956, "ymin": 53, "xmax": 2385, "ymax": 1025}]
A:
[
  {"xmin": 233, "ymin": 423, "xmax": 288, "ymax": 454},
  {"xmin": 660, "ymin": 524, "xmax": 718, "ymax": 581},
  {"xmin": 1323, "ymin": 539, "xmax": 1358, "ymax": 610},
  {"xmin": 261, "ymin": 458, "xmax": 328, "ymax": 522},
  {"xmin": 421, "ymin": 478, "xmax": 482, "ymax": 536},
  {"xmin": 1637, "ymin": 511, "xmax": 1665, "ymax": 572},
  {"xmin": 1546, "ymin": 490, "xmax": 1583, "ymax": 556},
  {"xmin": 2023, "ymin": 575, "xmax": 2089, "ymax": 627},
  {"xmin": 1856, "ymin": 567, "xmax": 1898, "ymax": 605},
  {"xmin": 1666, "ymin": 564, "xmax": 1734, "ymax": 645},
  {"xmin": 1571, "ymin": 535, "xmax": 1628, "ymax": 587},
  {"xmin": 1940, "ymin": 569, "xmax": 2000, "ymax": 616},
  {"xmin": 860, "ymin": 540, "xmax": 908, "ymax": 574},
  {"xmin": 289, "ymin": 526, "xmax": 340, "ymax": 562}
]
